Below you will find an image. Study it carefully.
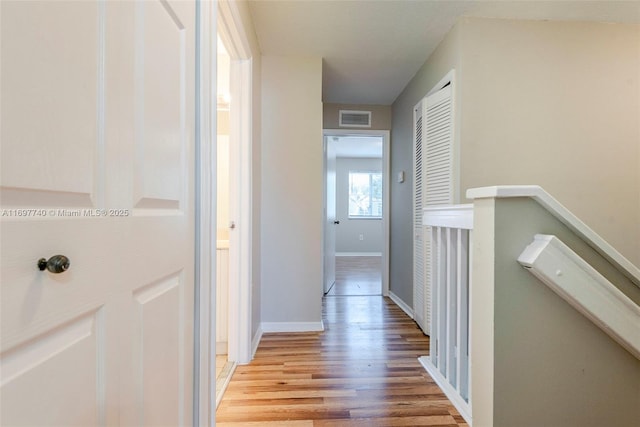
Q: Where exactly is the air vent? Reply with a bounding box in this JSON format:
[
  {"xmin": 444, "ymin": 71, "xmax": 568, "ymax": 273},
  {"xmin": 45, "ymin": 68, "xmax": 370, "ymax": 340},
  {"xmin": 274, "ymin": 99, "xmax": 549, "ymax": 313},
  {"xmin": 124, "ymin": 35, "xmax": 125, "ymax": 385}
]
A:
[{"xmin": 339, "ymin": 110, "xmax": 371, "ymax": 128}]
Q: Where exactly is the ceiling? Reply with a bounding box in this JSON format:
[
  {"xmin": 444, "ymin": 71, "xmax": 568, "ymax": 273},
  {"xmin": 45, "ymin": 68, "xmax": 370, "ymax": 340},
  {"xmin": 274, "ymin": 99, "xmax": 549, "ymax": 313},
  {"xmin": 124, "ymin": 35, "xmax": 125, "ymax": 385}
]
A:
[{"xmin": 248, "ymin": 0, "xmax": 640, "ymax": 105}]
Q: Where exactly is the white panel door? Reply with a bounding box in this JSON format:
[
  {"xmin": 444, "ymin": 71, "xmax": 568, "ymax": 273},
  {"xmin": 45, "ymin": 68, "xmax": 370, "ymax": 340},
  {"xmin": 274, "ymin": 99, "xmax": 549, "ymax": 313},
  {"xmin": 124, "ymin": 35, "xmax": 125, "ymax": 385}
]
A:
[
  {"xmin": 324, "ymin": 137, "xmax": 337, "ymax": 294},
  {"xmin": 0, "ymin": 1, "xmax": 196, "ymax": 426}
]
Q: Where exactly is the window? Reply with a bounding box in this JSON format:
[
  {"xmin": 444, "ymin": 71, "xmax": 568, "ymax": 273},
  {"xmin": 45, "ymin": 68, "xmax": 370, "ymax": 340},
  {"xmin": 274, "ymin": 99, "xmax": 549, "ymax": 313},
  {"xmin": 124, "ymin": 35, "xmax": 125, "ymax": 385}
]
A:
[{"xmin": 348, "ymin": 171, "xmax": 382, "ymax": 218}]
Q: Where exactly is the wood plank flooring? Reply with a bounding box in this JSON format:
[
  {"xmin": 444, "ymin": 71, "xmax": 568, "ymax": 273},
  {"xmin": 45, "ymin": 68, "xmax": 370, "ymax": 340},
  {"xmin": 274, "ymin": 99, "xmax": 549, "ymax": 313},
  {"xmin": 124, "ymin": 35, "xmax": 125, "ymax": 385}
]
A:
[
  {"xmin": 216, "ymin": 296, "xmax": 468, "ymax": 426},
  {"xmin": 326, "ymin": 256, "xmax": 382, "ymax": 296}
]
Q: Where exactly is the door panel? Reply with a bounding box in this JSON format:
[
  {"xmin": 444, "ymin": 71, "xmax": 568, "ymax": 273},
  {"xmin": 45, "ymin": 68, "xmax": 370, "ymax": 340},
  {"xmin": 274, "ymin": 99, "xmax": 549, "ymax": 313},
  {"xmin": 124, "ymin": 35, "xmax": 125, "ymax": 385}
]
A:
[
  {"xmin": 0, "ymin": 1, "xmax": 195, "ymax": 425},
  {"xmin": 1, "ymin": 311, "xmax": 104, "ymax": 426},
  {"xmin": 133, "ymin": 274, "xmax": 183, "ymax": 426},
  {"xmin": 134, "ymin": 0, "xmax": 185, "ymax": 210},
  {"xmin": 1, "ymin": 0, "xmax": 99, "ymax": 206}
]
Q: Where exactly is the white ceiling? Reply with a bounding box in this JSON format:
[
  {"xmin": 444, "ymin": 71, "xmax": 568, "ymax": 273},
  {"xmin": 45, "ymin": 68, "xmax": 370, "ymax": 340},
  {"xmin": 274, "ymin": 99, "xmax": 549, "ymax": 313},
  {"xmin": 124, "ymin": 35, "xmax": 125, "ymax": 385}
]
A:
[
  {"xmin": 248, "ymin": 0, "xmax": 640, "ymax": 105},
  {"xmin": 331, "ymin": 136, "xmax": 383, "ymax": 158}
]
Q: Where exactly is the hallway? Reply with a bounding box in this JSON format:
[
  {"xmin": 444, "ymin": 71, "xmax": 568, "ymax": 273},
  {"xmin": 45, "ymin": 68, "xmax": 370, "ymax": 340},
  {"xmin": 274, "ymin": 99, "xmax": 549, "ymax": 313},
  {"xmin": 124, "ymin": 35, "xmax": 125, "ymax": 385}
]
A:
[
  {"xmin": 215, "ymin": 296, "xmax": 468, "ymax": 426},
  {"xmin": 326, "ymin": 256, "xmax": 382, "ymax": 296}
]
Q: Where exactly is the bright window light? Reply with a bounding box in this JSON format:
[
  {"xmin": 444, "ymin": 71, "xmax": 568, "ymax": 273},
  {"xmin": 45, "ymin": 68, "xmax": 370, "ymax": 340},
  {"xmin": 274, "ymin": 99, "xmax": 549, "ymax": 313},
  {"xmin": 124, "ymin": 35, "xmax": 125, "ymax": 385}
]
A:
[{"xmin": 348, "ymin": 171, "xmax": 382, "ymax": 218}]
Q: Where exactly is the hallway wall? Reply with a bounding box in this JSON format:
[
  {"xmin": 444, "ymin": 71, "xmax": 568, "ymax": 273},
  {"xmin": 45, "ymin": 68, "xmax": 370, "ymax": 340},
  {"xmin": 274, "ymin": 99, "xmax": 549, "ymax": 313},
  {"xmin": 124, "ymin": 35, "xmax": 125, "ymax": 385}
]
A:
[
  {"xmin": 391, "ymin": 17, "xmax": 640, "ymax": 311},
  {"xmin": 260, "ymin": 55, "xmax": 323, "ymax": 327},
  {"xmin": 389, "ymin": 23, "xmax": 462, "ymax": 308}
]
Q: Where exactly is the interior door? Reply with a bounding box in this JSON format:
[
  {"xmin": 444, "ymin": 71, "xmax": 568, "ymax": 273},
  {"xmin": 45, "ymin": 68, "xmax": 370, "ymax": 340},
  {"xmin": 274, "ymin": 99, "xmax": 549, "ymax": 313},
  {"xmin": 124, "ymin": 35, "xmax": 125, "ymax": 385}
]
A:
[
  {"xmin": 324, "ymin": 137, "xmax": 337, "ymax": 294},
  {"xmin": 0, "ymin": 1, "xmax": 195, "ymax": 425}
]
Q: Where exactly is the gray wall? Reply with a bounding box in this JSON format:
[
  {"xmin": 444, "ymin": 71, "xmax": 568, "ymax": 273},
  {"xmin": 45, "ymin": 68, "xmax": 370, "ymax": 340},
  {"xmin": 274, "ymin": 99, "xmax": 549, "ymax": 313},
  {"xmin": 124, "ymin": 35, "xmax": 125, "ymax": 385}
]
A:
[
  {"xmin": 390, "ymin": 23, "xmax": 462, "ymax": 307},
  {"xmin": 324, "ymin": 103, "xmax": 391, "ymax": 130},
  {"xmin": 473, "ymin": 197, "xmax": 640, "ymax": 426},
  {"xmin": 335, "ymin": 157, "xmax": 383, "ymax": 253},
  {"xmin": 260, "ymin": 55, "xmax": 323, "ymax": 324},
  {"xmin": 390, "ymin": 17, "xmax": 640, "ymax": 310}
]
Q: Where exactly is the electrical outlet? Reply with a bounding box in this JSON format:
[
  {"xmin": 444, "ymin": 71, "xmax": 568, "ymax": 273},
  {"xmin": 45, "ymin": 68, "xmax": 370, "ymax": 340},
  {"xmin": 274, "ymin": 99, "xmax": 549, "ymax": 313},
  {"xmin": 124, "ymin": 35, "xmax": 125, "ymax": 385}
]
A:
[{"xmin": 359, "ymin": 234, "xmax": 364, "ymax": 241}]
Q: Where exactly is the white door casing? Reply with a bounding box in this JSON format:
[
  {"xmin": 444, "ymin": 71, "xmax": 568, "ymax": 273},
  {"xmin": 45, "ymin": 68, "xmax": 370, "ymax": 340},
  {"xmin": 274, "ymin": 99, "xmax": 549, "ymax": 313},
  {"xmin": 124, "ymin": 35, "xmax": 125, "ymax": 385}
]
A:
[
  {"xmin": 217, "ymin": 0, "xmax": 254, "ymax": 365},
  {"xmin": 1, "ymin": 1, "xmax": 196, "ymax": 425},
  {"xmin": 322, "ymin": 129, "xmax": 390, "ymax": 297}
]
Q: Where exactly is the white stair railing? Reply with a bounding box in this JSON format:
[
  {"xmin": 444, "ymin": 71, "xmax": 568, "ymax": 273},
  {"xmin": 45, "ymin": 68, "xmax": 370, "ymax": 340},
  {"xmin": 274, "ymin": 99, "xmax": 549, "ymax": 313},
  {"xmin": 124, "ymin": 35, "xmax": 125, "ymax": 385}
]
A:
[
  {"xmin": 419, "ymin": 204, "xmax": 473, "ymax": 425},
  {"xmin": 519, "ymin": 234, "xmax": 640, "ymax": 360}
]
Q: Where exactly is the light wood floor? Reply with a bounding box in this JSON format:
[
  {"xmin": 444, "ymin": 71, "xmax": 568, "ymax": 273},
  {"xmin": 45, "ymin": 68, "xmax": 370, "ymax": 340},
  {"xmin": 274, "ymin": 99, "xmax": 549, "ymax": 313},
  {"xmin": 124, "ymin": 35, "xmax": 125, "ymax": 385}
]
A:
[
  {"xmin": 216, "ymin": 295, "xmax": 468, "ymax": 426},
  {"xmin": 326, "ymin": 256, "xmax": 382, "ymax": 296}
]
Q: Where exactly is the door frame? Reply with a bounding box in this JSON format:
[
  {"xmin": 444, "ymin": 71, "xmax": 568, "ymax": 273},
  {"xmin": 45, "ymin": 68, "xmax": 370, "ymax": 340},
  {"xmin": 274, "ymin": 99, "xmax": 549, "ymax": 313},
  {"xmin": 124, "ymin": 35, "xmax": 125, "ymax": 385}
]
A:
[
  {"xmin": 218, "ymin": 0, "xmax": 253, "ymax": 366},
  {"xmin": 322, "ymin": 129, "xmax": 391, "ymax": 297},
  {"xmin": 195, "ymin": 1, "xmax": 215, "ymax": 425},
  {"xmin": 196, "ymin": 1, "xmax": 254, "ymax": 425}
]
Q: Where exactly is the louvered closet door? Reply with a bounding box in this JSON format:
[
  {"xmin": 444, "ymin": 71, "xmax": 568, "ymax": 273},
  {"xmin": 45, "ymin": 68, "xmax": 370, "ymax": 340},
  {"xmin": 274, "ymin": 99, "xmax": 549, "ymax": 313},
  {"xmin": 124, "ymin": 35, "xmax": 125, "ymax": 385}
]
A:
[
  {"xmin": 413, "ymin": 102, "xmax": 426, "ymax": 331},
  {"xmin": 414, "ymin": 84, "xmax": 454, "ymax": 335}
]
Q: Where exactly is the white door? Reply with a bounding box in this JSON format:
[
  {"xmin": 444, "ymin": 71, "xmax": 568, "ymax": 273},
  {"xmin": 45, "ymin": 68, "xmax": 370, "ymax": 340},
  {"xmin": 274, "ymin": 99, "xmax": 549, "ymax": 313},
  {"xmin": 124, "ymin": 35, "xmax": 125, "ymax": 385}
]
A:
[
  {"xmin": 1, "ymin": 1, "xmax": 196, "ymax": 425},
  {"xmin": 414, "ymin": 81, "xmax": 454, "ymax": 335},
  {"xmin": 323, "ymin": 137, "xmax": 338, "ymax": 294}
]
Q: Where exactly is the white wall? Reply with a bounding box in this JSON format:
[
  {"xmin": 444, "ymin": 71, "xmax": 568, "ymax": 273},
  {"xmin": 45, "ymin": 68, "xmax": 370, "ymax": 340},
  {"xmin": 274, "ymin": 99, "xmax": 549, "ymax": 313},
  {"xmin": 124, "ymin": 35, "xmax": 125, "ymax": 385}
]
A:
[
  {"xmin": 335, "ymin": 157, "xmax": 383, "ymax": 253},
  {"xmin": 260, "ymin": 55, "xmax": 323, "ymax": 325}
]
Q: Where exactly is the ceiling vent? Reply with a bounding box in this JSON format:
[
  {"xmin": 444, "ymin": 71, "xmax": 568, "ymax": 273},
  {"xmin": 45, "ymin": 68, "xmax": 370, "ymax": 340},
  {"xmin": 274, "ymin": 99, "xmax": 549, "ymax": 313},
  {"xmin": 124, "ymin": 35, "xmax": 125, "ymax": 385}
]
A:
[{"xmin": 339, "ymin": 110, "xmax": 371, "ymax": 128}]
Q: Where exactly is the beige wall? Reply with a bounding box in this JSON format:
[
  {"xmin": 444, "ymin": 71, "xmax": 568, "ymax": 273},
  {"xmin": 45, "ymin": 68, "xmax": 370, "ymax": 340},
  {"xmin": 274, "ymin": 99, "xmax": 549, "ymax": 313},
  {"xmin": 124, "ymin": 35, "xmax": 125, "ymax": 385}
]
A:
[
  {"xmin": 458, "ymin": 18, "xmax": 640, "ymax": 266},
  {"xmin": 323, "ymin": 103, "xmax": 391, "ymax": 130},
  {"xmin": 260, "ymin": 55, "xmax": 323, "ymax": 324}
]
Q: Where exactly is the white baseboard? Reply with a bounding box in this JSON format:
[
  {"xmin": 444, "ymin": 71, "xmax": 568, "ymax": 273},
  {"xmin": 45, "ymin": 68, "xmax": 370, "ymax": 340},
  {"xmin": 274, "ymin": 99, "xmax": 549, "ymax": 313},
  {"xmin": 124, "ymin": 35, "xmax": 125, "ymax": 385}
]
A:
[
  {"xmin": 389, "ymin": 291, "xmax": 414, "ymax": 319},
  {"xmin": 251, "ymin": 326, "xmax": 263, "ymax": 359},
  {"xmin": 261, "ymin": 321, "xmax": 325, "ymax": 333},
  {"xmin": 215, "ymin": 361, "xmax": 237, "ymax": 409},
  {"xmin": 335, "ymin": 252, "xmax": 382, "ymax": 257},
  {"xmin": 419, "ymin": 356, "xmax": 472, "ymax": 425}
]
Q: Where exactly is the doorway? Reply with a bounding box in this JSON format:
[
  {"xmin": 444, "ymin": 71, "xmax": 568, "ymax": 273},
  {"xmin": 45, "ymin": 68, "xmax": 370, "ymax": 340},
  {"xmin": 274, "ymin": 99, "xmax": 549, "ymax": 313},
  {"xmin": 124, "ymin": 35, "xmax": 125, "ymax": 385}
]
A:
[
  {"xmin": 323, "ymin": 130, "xmax": 390, "ymax": 298},
  {"xmin": 214, "ymin": 34, "xmax": 235, "ymax": 404},
  {"xmin": 213, "ymin": 2, "xmax": 255, "ymax": 411}
]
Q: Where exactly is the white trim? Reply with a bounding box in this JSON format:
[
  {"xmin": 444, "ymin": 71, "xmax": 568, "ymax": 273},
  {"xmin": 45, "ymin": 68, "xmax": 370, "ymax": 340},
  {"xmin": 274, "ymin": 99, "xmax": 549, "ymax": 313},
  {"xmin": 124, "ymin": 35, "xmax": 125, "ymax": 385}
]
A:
[
  {"xmin": 218, "ymin": 1, "xmax": 254, "ymax": 366},
  {"xmin": 427, "ymin": 69, "xmax": 456, "ymax": 97},
  {"xmin": 388, "ymin": 291, "xmax": 414, "ymax": 320},
  {"xmin": 467, "ymin": 185, "xmax": 640, "ymax": 287},
  {"xmin": 218, "ymin": 0, "xmax": 251, "ymax": 59},
  {"xmin": 195, "ymin": 1, "xmax": 215, "ymax": 425},
  {"xmin": 214, "ymin": 361, "xmax": 237, "ymax": 409},
  {"xmin": 323, "ymin": 129, "xmax": 391, "ymax": 298},
  {"xmin": 518, "ymin": 234, "xmax": 640, "ymax": 360},
  {"xmin": 419, "ymin": 356, "xmax": 472, "ymax": 425},
  {"xmin": 423, "ymin": 204, "xmax": 473, "ymax": 230},
  {"xmin": 251, "ymin": 325, "xmax": 263, "ymax": 359},
  {"xmin": 261, "ymin": 321, "xmax": 325, "ymax": 333},
  {"xmin": 335, "ymin": 252, "xmax": 382, "ymax": 257}
]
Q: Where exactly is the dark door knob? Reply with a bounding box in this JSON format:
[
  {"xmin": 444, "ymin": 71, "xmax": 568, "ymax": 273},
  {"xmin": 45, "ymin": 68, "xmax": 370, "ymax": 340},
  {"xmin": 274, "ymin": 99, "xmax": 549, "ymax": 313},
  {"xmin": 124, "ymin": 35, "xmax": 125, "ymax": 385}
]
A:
[
  {"xmin": 333, "ymin": 220, "xmax": 340, "ymax": 225},
  {"xmin": 38, "ymin": 255, "xmax": 70, "ymax": 273}
]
